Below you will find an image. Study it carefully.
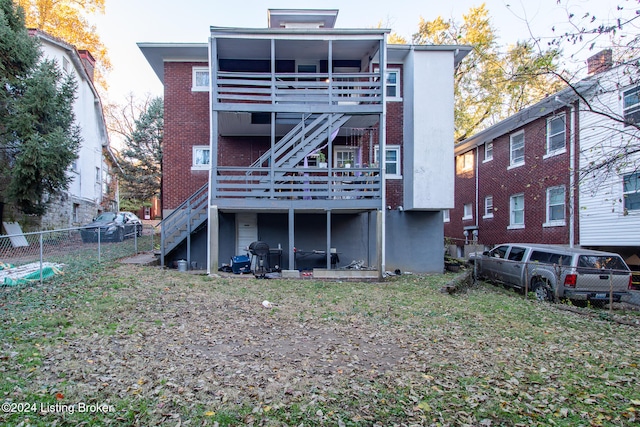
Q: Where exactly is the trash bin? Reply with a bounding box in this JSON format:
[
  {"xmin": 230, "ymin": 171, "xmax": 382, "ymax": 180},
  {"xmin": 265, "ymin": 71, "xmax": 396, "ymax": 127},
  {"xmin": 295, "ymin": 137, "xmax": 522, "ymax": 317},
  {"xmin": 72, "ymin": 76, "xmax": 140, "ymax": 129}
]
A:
[
  {"xmin": 231, "ymin": 255, "xmax": 251, "ymax": 274},
  {"xmin": 177, "ymin": 259, "xmax": 188, "ymax": 272}
]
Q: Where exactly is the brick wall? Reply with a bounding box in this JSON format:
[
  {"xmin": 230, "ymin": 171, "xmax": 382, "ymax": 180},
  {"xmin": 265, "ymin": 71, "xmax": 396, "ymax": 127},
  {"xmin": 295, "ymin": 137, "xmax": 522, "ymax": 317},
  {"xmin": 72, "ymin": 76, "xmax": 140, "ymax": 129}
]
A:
[
  {"xmin": 163, "ymin": 62, "xmax": 210, "ymax": 210},
  {"xmin": 386, "ymin": 66, "xmax": 404, "ymax": 209},
  {"xmin": 445, "ymin": 107, "xmax": 576, "ymax": 247}
]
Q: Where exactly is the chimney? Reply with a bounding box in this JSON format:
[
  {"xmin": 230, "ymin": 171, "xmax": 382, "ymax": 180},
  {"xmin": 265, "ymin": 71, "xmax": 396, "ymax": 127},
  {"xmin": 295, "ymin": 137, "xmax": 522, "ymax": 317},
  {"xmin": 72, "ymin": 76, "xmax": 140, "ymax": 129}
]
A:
[
  {"xmin": 78, "ymin": 49, "xmax": 95, "ymax": 82},
  {"xmin": 587, "ymin": 49, "xmax": 613, "ymax": 75}
]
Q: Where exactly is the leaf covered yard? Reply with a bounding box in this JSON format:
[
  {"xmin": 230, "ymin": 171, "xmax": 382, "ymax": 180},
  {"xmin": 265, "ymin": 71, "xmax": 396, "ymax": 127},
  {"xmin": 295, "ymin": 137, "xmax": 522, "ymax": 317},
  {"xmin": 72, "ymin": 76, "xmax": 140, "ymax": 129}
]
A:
[{"xmin": 1, "ymin": 265, "xmax": 639, "ymax": 426}]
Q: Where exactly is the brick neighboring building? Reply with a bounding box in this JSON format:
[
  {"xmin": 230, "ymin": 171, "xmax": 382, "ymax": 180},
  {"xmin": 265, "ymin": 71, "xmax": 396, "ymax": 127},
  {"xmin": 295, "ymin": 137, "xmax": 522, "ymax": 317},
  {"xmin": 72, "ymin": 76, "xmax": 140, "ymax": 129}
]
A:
[
  {"xmin": 446, "ymin": 49, "xmax": 640, "ymax": 267},
  {"xmin": 140, "ymin": 9, "xmax": 470, "ymax": 274}
]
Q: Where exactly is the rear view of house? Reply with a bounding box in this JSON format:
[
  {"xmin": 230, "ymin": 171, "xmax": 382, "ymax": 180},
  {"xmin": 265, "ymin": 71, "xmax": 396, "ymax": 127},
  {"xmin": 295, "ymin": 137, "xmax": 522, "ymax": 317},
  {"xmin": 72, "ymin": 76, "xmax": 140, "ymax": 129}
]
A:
[{"xmin": 139, "ymin": 9, "xmax": 468, "ymax": 275}]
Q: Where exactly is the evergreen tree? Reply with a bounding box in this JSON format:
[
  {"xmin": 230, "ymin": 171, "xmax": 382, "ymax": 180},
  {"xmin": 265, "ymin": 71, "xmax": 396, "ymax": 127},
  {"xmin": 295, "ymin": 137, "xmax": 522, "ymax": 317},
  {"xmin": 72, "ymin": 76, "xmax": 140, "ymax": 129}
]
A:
[
  {"xmin": 0, "ymin": 0, "xmax": 80, "ymax": 216},
  {"xmin": 117, "ymin": 97, "xmax": 163, "ymax": 211}
]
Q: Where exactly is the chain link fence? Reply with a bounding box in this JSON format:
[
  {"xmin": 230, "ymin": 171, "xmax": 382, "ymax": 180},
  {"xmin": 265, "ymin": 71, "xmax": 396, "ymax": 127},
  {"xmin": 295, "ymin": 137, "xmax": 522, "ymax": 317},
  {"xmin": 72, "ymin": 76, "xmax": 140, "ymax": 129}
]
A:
[{"xmin": 0, "ymin": 224, "xmax": 157, "ymax": 287}]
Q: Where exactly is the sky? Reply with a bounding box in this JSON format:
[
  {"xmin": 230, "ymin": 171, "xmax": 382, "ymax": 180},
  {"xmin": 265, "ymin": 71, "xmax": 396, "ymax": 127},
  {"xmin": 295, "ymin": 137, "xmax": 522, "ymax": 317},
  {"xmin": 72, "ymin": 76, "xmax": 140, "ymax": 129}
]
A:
[{"xmin": 91, "ymin": 0, "xmax": 633, "ymax": 105}]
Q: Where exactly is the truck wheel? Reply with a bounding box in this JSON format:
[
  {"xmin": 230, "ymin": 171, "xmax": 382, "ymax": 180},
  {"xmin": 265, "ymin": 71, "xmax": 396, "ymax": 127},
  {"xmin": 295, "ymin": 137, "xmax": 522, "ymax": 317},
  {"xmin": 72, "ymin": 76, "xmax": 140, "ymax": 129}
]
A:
[{"xmin": 531, "ymin": 279, "xmax": 554, "ymax": 302}]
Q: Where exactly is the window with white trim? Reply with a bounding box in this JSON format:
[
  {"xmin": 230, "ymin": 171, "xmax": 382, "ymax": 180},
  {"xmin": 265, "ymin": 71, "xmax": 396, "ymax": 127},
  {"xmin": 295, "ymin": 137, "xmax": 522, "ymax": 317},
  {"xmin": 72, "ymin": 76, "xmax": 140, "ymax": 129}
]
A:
[
  {"xmin": 95, "ymin": 167, "xmax": 100, "ymax": 183},
  {"xmin": 623, "ymin": 172, "xmax": 640, "ymax": 211},
  {"xmin": 484, "ymin": 142, "xmax": 493, "ymax": 161},
  {"xmin": 546, "ymin": 186, "xmax": 566, "ymax": 225},
  {"xmin": 463, "ymin": 203, "xmax": 473, "ymax": 220},
  {"xmin": 374, "ymin": 145, "xmax": 401, "ymax": 178},
  {"xmin": 623, "ymin": 85, "xmax": 640, "ymax": 126},
  {"xmin": 546, "ymin": 114, "xmax": 566, "ymax": 155},
  {"xmin": 484, "ymin": 195, "xmax": 493, "ymax": 218},
  {"xmin": 334, "ymin": 147, "xmax": 357, "ymax": 168},
  {"xmin": 509, "ymin": 193, "xmax": 524, "ymax": 228},
  {"xmin": 385, "ymin": 69, "xmax": 400, "ymax": 99},
  {"xmin": 510, "ymin": 131, "xmax": 525, "ymax": 167},
  {"xmin": 443, "ymin": 209, "xmax": 450, "ymax": 223},
  {"xmin": 192, "ymin": 67, "xmax": 209, "ymax": 91},
  {"xmin": 192, "ymin": 146, "xmax": 210, "ymax": 170}
]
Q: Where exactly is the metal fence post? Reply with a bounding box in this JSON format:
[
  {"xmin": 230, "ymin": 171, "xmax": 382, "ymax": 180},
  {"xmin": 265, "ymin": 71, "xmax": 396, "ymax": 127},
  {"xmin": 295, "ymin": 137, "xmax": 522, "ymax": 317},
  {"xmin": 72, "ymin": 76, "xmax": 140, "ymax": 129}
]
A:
[
  {"xmin": 524, "ymin": 261, "xmax": 529, "ymax": 299},
  {"xmin": 39, "ymin": 232, "xmax": 44, "ymax": 285},
  {"xmin": 98, "ymin": 228, "xmax": 101, "ymax": 263}
]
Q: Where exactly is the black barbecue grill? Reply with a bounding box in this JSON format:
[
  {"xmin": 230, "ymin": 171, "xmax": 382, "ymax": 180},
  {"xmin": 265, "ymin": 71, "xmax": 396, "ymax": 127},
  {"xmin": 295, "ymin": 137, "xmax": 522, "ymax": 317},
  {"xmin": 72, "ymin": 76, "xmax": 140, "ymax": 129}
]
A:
[{"xmin": 248, "ymin": 241, "xmax": 270, "ymax": 278}]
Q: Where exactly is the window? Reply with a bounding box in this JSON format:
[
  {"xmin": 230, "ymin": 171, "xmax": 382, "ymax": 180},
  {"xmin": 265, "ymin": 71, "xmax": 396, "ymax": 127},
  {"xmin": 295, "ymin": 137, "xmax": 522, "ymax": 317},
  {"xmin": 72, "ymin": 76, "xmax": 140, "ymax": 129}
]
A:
[
  {"xmin": 374, "ymin": 145, "xmax": 401, "ymax": 178},
  {"xmin": 463, "ymin": 203, "xmax": 473, "ymax": 220},
  {"xmin": 623, "ymin": 86, "xmax": 640, "ymax": 126},
  {"xmin": 489, "ymin": 245, "xmax": 509, "ymax": 259},
  {"xmin": 484, "ymin": 195, "xmax": 493, "ymax": 218},
  {"xmin": 72, "ymin": 203, "xmax": 80, "ymax": 223},
  {"xmin": 443, "ymin": 209, "xmax": 450, "ymax": 223},
  {"xmin": 297, "ymin": 63, "xmax": 318, "ymax": 81},
  {"xmin": 623, "ymin": 172, "xmax": 640, "ymax": 212},
  {"xmin": 546, "ymin": 186, "xmax": 566, "ymax": 225},
  {"xmin": 546, "ymin": 114, "xmax": 566, "ymax": 155},
  {"xmin": 385, "ymin": 69, "xmax": 400, "ymax": 99},
  {"xmin": 192, "ymin": 67, "xmax": 209, "ymax": 91},
  {"xmin": 484, "ymin": 142, "xmax": 493, "ymax": 162},
  {"xmin": 334, "ymin": 147, "xmax": 356, "ymax": 168},
  {"xmin": 509, "ymin": 131, "xmax": 525, "ymax": 167},
  {"xmin": 95, "ymin": 167, "xmax": 101, "ymax": 183},
  {"xmin": 509, "ymin": 193, "xmax": 524, "ymax": 228},
  {"xmin": 507, "ymin": 246, "xmax": 526, "ymax": 262},
  {"xmin": 456, "ymin": 151, "xmax": 474, "ymax": 174},
  {"xmin": 192, "ymin": 146, "xmax": 210, "ymax": 170},
  {"xmin": 62, "ymin": 57, "xmax": 70, "ymax": 73}
]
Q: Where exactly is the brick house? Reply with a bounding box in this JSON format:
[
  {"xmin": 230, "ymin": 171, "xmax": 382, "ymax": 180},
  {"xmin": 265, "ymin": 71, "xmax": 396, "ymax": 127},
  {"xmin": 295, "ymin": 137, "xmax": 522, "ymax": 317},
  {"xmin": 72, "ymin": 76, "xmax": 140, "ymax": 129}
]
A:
[
  {"xmin": 139, "ymin": 9, "xmax": 469, "ymax": 274},
  {"xmin": 445, "ymin": 50, "xmax": 640, "ymax": 265}
]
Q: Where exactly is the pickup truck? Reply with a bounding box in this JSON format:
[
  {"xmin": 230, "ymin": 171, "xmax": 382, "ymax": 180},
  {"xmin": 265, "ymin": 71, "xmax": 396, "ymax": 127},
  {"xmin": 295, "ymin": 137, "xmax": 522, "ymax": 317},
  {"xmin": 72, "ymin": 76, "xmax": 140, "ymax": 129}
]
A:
[{"xmin": 473, "ymin": 243, "xmax": 632, "ymax": 303}]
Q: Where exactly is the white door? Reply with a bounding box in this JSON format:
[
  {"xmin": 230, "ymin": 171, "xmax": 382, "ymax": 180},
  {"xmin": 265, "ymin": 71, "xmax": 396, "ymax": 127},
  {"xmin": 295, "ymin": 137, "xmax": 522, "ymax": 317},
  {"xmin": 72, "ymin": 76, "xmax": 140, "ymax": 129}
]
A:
[{"xmin": 236, "ymin": 213, "xmax": 258, "ymax": 256}]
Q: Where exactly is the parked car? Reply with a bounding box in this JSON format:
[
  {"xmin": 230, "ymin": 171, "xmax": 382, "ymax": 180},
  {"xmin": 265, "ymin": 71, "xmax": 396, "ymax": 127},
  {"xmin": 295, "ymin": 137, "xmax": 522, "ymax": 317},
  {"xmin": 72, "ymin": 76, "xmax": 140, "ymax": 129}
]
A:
[
  {"xmin": 472, "ymin": 243, "xmax": 632, "ymax": 303},
  {"xmin": 80, "ymin": 212, "xmax": 143, "ymax": 243}
]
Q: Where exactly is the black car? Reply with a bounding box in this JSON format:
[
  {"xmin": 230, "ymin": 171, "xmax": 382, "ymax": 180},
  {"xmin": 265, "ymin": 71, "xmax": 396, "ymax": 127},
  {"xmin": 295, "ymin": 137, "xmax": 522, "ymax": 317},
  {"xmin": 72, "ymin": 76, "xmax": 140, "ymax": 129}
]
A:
[{"xmin": 80, "ymin": 212, "xmax": 143, "ymax": 243}]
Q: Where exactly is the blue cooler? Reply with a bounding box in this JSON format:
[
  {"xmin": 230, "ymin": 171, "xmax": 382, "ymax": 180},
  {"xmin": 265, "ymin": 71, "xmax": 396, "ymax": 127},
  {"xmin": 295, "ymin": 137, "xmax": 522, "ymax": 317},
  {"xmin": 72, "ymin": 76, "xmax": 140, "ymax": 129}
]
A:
[{"xmin": 231, "ymin": 255, "xmax": 251, "ymax": 274}]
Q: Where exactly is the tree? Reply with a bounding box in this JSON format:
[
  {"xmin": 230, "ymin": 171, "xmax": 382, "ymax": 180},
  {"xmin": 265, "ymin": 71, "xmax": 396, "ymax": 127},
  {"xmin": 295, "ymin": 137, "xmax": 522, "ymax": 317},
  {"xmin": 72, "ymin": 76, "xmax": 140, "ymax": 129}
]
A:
[
  {"xmin": 14, "ymin": 0, "xmax": 110, "ymax": 90},
  {"xmin": 413, "ymin": 3, "xmax": 564, "ymax": 141},
  {"xmin": 536, "ymin": 1, "xmax": 640, "ymax": 183},
  {"xmin": 0, "ymin": 0, "xmax": 80, "ymax": 216},
  {"xmin": 0, "ymin": 0, "xmax": 40, "ymax": 133},
  {"xmin": 111, "ymin": 96, "xmax": 163, "ymax": 212}
]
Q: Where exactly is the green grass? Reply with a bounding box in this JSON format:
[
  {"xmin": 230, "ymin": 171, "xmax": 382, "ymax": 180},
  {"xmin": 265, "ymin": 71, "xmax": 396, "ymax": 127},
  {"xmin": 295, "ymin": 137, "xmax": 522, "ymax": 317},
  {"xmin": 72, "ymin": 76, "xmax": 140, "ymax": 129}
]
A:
[{"xmin": 1, "ymin": 263, "xmax": 639, "ymax": 426}]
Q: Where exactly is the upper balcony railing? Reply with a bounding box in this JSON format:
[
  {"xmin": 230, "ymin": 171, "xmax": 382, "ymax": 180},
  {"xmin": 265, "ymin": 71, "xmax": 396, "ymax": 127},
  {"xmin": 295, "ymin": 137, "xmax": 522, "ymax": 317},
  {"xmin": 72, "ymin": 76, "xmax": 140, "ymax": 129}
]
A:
[{"xmin": 214, "ymin": 72, "xmax": 382, "ymax": 107}]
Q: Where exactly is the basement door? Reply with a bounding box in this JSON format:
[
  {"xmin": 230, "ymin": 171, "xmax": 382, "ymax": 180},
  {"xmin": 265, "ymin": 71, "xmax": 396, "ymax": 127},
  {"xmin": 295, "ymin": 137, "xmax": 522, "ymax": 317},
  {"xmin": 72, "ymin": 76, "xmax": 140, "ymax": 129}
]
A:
[{"xmin": 236, "ymin": 213, "xmax": 258, "ymax": 257}]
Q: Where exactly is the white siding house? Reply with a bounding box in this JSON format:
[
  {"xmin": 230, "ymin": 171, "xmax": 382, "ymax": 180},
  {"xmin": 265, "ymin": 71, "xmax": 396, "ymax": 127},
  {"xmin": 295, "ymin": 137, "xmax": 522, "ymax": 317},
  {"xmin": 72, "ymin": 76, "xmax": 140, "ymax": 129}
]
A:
[
  {"xmin": 579, "ymin": 55, "xmax": 640, "ymax": 250},
  {"xmin": 30, "ymin": 30, "xmax": 116, "ymax": 229}
]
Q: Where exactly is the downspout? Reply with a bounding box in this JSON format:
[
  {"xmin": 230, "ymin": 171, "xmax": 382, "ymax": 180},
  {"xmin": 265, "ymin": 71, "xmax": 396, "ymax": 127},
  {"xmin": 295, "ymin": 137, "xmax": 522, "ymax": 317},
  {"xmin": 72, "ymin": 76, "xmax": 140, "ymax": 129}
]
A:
[
  {"xmin": 569, "ymin": 102, "xmax": 576, "ymax": 248},
  {"xmin": 475, "ymin": 145, "xmax": 479, "ymax": 233}
]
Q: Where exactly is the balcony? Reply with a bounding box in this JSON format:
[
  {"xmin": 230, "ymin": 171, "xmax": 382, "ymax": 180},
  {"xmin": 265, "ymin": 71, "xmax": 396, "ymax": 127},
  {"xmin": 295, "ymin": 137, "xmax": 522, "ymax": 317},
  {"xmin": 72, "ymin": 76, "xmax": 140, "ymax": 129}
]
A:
[
  {"xmin": 212, "ymin": 166, "xmax": 382, "ymax": 210},
  {"xmin": 214, "ymin": 72, "xmax": 383, "ymax": 113}
]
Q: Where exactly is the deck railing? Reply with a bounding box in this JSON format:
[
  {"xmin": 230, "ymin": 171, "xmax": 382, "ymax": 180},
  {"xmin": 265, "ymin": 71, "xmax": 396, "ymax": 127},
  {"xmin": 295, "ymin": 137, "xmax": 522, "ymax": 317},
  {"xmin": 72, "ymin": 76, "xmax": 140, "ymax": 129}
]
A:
[
  {"xmin": 214, "ymin": 167, "xmax": 382, "ymax": 200},
  {"xmin": 215, "ymin": 72, "xmax": 382, "ymax": 106}
]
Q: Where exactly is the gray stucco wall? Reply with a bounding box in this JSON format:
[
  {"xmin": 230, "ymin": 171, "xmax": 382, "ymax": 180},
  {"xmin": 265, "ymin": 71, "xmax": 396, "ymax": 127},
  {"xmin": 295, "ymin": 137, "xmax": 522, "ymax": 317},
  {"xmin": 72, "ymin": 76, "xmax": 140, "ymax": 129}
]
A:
[{"xmin": 385, "ymin": 210, "xmax": 444, "ymax": 273}]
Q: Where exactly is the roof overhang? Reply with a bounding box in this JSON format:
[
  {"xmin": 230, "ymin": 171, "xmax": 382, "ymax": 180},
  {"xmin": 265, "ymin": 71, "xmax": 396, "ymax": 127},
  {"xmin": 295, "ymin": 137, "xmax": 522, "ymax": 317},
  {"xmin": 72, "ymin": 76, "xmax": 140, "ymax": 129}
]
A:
[
  {"xmin": 455, "ymin": 80, "xmax": 596, "ymax": 155},
  {"xmin": 137, "ymin": 43, "xmax": 208, "ymax": 83},
  {"xmin": 268, "ymin": 9, "xmax": 339, "ymax": 29}
]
